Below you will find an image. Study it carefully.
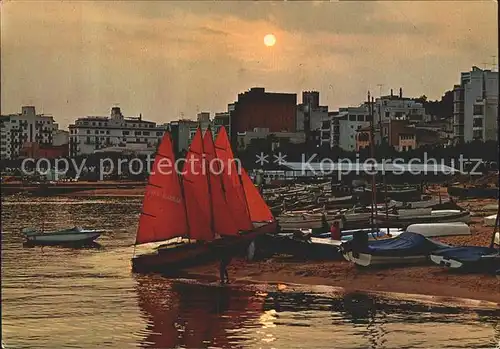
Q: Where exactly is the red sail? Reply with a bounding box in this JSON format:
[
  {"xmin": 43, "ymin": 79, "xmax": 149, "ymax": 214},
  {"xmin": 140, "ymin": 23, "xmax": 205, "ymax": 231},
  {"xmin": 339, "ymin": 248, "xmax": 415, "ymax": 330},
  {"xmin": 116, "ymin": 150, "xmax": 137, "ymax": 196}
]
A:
[
  {"xmin": 214, "ymin": 127, "xmax": 253, "ymax": 231},
  {"xmin": 182, "ymin": 128, "xmax": 214, "ymax": 241},
  {"xmin": 241, "ymin": 169, "xmax": 274, "ymax": 222},
  {"xmin": 136, "ymin": 133, "xmax": 188, "ymax": 245},
  {"xmin": 203, "ymin": 128, "xmax": 240, "ymax": 236}
]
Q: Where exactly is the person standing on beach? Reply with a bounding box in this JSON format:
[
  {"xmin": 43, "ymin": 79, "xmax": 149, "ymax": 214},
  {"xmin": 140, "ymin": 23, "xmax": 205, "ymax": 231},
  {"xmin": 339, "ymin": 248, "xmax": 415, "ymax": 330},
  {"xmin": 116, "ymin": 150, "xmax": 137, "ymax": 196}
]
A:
[{"xmin": 219, "ymin": 250, "xmax": 232, "ymax": 284}]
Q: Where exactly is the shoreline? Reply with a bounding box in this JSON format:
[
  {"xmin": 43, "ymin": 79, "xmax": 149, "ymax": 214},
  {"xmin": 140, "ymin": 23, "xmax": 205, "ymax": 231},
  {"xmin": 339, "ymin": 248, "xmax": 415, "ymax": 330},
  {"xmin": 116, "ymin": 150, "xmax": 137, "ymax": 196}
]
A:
[{"xmin": 182, "ymin": 257, "xmax": 500, "ymax": 304}]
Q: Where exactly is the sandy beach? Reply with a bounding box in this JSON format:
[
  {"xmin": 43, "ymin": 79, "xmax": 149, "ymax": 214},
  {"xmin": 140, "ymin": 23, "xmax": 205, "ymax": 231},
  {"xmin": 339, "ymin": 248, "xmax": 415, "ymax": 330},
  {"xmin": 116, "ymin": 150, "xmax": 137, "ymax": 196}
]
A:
[{"xmin": 181, "ymin": 195, "xmax": 499, "ymax": 304}]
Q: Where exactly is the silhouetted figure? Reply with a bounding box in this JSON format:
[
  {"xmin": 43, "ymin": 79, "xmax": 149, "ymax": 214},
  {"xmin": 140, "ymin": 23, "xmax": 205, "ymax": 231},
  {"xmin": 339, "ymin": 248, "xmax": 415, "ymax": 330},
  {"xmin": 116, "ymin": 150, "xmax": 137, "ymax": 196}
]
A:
[{"xmin": 219, "ymin": 251, "xmax": 232, "ymax": 284}]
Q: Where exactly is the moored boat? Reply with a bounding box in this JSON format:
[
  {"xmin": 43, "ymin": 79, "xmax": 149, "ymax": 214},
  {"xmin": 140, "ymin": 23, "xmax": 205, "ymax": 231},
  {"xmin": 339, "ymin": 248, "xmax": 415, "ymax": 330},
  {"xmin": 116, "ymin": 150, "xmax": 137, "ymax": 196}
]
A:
[
  {"xmin": 131, "ymin": 127, "xmax": 276, "ymax": 274},
  {"xmin": 22, "ymin": 226, "xmax": 103, "ymax": 245}
]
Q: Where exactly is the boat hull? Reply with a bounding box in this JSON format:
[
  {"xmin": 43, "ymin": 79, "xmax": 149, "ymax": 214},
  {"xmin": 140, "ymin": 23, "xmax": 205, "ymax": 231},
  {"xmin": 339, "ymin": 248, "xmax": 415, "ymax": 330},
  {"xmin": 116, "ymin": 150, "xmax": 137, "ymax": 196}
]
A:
[
  {"xmin": 405, "ymin": 222, "xmax": 471, "ymax": 237},
  {"xmin": 24, "ymin": 228, "xmax": 102, "ymax": 245},
  {"xmin": 430, "ymin": 250, "xmax": 500, "ymax": 272},
  {"xmin": 374, "ymin": 211, "xmax": 470, "ymax": 228},
  {"xmin": 346, "ymin": 252, "xmax": 428, "ymax": 267},
  {"xmin": 131, "ymin": 221, "xmax": 277, "ymax": 274}
]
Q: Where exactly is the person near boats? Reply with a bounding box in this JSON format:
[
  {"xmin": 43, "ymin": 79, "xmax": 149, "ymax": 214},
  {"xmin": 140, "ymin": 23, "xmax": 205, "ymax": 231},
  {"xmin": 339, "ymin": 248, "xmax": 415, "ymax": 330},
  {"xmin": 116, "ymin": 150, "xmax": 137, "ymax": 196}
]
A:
[
  {"xmin": 219, "ymin": 249, "xmax": 232, "ymax": 284},
  {"xmin": 330, "ymin": 220, "xmax": 341, "ymax": 240}
]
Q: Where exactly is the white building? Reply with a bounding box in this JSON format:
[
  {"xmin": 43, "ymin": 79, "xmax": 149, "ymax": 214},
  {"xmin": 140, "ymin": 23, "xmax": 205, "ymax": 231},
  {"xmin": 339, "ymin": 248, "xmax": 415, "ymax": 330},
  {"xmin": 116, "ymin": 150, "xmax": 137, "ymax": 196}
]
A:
[
  {"xmin": 453, "ymin": 66, "xmax": 498, "ymax": 142},
  {"xmin": 374, "ymin": 88, "xmax": 427, "ymax": 123},
  {"xmin": 68, "ymin": 107, "xmax": 167, "ymax": 157},
  {"xmin": 0, "ymin": 106, "xmax": 58, "ymax": 160},
  {"xmin": 332, "ymin": 105, "xmax": 372, "ymax": 151}
]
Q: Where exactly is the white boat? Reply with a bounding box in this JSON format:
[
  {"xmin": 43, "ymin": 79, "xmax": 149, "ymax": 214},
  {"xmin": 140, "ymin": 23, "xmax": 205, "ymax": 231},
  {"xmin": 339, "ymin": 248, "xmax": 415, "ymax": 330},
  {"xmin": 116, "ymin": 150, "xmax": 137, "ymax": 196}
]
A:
[
  {"xmin": 375, "ymin": 209, "xmax": 470, "ymax": 227},
  {"xmin": 341, "ymin": 228, "xmax": 403, "ymax": 240},
  {"xmin": 23, "ymin": 226, "xmax": 103, "ymax": 245},
  {"xmin": 406, "ymin": 222, "xmax": 471, "ymax": 237}
]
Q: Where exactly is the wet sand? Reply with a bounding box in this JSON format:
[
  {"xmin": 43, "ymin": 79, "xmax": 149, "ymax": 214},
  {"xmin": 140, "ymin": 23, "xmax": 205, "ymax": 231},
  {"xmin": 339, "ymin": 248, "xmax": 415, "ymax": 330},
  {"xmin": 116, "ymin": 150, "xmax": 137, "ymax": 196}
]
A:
[
  {"xmin": 182, "ymin": 196, "xmax": 499, "ymax": 304},
  {"xmin": 184, "ymin": 256, "xmax": 500, "ymax": 304}
]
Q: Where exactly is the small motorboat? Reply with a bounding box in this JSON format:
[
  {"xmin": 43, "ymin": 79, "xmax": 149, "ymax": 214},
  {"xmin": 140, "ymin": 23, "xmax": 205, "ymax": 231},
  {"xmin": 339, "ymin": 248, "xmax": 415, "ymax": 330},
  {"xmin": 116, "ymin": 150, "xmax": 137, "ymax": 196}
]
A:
[
  {"xmin": 22, "ymin": 226, "xmax": 103, "ymax": 245},
  {"xmin": 341, "ymin": 232, "xmax": 449, "ymax": 267},
  {"xmin": 430, "ymin": 247, "xmax": 499, "ymax": 271}
]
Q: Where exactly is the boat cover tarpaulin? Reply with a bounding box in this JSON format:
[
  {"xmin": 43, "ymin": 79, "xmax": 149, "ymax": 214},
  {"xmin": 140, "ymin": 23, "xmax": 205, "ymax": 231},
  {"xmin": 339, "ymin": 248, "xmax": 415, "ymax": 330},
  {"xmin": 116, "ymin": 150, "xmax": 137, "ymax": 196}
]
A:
[
  {"xmin": 432, "ymin": 246, "xmax": 498, "ymax": 263},
  {"xmin": 364, "ymin": 232, "xmax": 447, "ymax": 257}
]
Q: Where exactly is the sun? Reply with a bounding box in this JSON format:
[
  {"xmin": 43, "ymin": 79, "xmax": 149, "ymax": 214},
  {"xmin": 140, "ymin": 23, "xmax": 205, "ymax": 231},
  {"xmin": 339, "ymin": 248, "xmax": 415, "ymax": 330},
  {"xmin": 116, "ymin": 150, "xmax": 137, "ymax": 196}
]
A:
[{"xmin": 264, "ymin": 34, "xmax": 276, "ymax": 47}]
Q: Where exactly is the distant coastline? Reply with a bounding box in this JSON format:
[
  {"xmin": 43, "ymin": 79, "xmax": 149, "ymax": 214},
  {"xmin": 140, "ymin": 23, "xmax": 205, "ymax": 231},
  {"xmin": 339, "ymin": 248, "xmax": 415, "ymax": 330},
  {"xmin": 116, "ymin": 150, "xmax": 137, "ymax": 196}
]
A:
[{"xmin": 1, "ymin": 181, "xmax": 146, "ymax": 197}]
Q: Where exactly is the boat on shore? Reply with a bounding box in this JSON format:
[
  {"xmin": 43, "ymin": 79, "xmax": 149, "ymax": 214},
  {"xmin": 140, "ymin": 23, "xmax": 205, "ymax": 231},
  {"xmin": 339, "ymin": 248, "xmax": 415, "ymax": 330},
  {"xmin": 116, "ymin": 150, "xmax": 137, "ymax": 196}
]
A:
[
  {"xmin": 353, "ymin": 185, "xmax": 421, "ymax": 202},
  {"xmin": 374, "ymin": 209, "xmax": 470, "ymax": 228},
  {"xmin": 430, "ymin": 247, "xmax": 499, "ymax": 271},
  {"xmin": 405, "ymin": 222, "xmax": 471, "ymax": 237},
  {"xmin": 430, "ymin": 218, "xmax": 500, "ymax": 272},
  {"xmin": 341, "ymin": 232, "xmax": 450, "ymax": 267},
  {"xmin": 131, "ymin": 127, "xmax": 276, "ymax": 274},
  {"xmin": 22, "ymin": 226, "xmax": 103, "ymax": 245}
]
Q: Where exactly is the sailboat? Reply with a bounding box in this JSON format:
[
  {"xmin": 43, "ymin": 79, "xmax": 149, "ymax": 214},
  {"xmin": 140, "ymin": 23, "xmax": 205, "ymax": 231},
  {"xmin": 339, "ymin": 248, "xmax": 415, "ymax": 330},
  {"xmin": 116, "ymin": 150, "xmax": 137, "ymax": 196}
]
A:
[{"xmin": 131, "ymin": 126, "xmax": 277, "ymax": 273}]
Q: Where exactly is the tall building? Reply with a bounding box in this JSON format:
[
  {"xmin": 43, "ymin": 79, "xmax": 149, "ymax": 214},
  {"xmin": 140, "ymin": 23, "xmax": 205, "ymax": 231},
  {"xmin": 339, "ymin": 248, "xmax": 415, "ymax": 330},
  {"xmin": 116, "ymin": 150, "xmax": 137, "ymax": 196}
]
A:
[
  {"xmin": 68, "ymin": 107, "xmax": 167, "ymax": 157},
  {"xmin": 296, "ymin": 91, "xmax": 330, "ymax": 147},
  {"xmin": 230, "ymin": 88, "xmax": 297, "ymax": 143},
  {"xmin": 0, "ymin": 106, "xmax": 58, "ymax": 160},
  {"xmin": 453, "ymin": 66, "xmax": 498, "ymax": 143},
  {"xmin": 168, "ymin": 119, "xmax": 197, "ymax": 154}
]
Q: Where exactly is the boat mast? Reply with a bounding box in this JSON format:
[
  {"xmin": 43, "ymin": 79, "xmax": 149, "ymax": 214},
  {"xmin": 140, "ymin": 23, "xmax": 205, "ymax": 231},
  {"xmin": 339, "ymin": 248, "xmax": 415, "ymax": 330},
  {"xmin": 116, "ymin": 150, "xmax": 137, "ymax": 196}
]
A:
[
  {"xmin": 368, "ymin": 92, "xmax": 376, "ymax": 230},
  {"xmin": 377, "ymin": 92, "xmax": 389, "ymax": 230},
  {"xmin": 489, "ymin": 202, "xmax": 500, "ymax": 249}
]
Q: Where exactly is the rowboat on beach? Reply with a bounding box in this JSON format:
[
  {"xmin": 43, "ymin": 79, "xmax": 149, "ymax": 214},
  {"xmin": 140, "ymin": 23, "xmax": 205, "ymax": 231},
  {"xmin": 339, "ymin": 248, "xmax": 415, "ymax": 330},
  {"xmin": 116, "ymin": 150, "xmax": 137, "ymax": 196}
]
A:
[
  {"xmin": 22, "ymin": 226, "xmax": 103, "ymax": 245},
  {"xmin": 131, "ymin": 126, "xmax": 277, "ymax": 274},
  {"xmin": 405, "ymin": 222, "xmax": 471, "ymax": 237}
]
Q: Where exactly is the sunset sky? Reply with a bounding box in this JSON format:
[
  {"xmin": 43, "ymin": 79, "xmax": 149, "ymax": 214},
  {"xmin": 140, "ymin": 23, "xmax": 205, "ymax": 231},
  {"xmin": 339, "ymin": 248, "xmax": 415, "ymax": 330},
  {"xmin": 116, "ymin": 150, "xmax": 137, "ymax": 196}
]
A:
[{"xmin": 1, "ymin": 1, "xmax": 497, "ymax": 128}]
